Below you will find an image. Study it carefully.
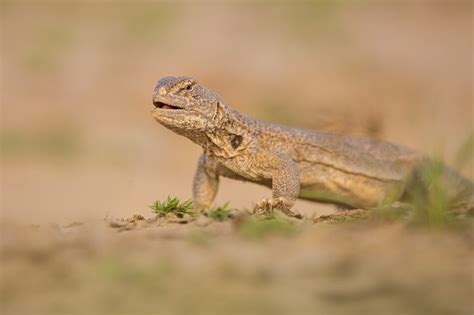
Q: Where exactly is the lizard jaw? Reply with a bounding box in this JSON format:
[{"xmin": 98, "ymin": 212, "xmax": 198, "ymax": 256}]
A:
[{"xmin": 152, "ymin": 99, "xmax": 181, "ymax": 110}]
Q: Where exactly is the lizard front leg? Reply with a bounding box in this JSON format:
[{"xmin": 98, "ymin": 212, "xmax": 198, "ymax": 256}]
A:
[
  {"xmin": 254, "ymin": 152, "xmax": 301, "ymax": 218},
  {"xmin": 192, "ymin": 154, "xmax": 219, "ymax": 212}
]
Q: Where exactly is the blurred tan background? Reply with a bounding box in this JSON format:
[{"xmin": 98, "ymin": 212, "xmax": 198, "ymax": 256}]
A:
[{"xmin": 1, "ymin": 1, "xmax": 473, "ymax": 224}]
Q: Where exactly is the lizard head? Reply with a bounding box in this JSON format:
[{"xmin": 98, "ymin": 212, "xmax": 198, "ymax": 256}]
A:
[
  {"xmin": 152, "ymin": 76, "xmax": 223, "ymax": 135},
  {"xmin": 152, "ymin": 75, "xmax": 254, "ymax": 156}
]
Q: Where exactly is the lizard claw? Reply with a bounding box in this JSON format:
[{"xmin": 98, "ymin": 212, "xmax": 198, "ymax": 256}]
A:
[
  {"xmin": 255, "ymin": 198, "xmax": 270, "ymax": 210},
  {"xmin": 254, "ymin": 197, "xmax": 302, "ymax": 219}
]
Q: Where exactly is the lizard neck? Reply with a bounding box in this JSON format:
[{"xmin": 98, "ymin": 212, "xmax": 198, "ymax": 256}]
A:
[{"xmin": 202, "ymin": 103, "xmax": 257, "ymax": 158}]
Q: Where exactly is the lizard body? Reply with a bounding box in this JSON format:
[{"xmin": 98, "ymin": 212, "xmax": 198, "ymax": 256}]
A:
[{"xmin": 151, "ymin": 76, "xmax": 473, "ymax": 216}]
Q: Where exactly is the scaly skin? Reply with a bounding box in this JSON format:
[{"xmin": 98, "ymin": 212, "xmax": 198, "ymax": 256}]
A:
[{"xmin": 151, "ymin": 76, "xmax": 472, "ymax": 217}]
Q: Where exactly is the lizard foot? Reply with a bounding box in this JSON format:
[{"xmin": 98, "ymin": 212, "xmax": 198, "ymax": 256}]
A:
[
  {"xmin": 193, "ymin": 203, "xmax": 210, "ymax": 216},
  {"xmin": 254, "ymin": 197, "xmax": 302, "ymax": 219}
]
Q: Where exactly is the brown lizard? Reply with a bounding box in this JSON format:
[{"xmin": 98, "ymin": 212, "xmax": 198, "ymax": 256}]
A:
[{"xmin": 151, "ymin": 76, "xmax": 473, "ymax": 217}]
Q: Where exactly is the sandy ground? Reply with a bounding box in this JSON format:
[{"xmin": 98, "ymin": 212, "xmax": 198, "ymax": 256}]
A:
[
  {"xmin": 1, "ymin": 2, "xmax": 473, "ymax": 314},
  {"xmin": 1, "ymin": 211, "xmax": 473, "ymax": 315}
]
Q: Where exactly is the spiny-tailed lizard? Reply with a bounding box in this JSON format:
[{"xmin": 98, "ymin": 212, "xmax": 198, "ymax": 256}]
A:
[{"xmin": 151, "ymin": 76, "xmax": 473, "ymax": 217}]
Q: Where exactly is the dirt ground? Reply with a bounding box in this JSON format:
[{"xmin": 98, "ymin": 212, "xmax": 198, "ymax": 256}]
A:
[
  {"xmin": 1, "ymin": 2, "xmax": 473, "ymax": 315},
  {"xmin": 1, "ymin": 211, "xmax": 474, "ymax": 314},
  {"xmin": 1, "ymin": 211, "xmax": 473, "ymax": 315}
]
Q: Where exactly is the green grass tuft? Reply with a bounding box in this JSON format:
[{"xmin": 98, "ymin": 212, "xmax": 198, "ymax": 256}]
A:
[
  {"xmin": 373, "ymin": 135, "xmax": 474, "ymax": 229},
  {"xmin": 207, "ymin": 202, "xmax": 234, "ymax": 221},
  {"xmin": 406, "ymin": 160, "xmax": 454, "ymax": 229},
  {"xmin": 375, "ymin": 161, "xmax": 471, "ymax": 229},
  {"xmin": 149, "ymin": 196, "xmax": 194, "ymax": 217}
]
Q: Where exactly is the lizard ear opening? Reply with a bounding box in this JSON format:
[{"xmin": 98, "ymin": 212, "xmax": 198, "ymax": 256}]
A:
[{"xmin": 230, "ymin": 134, "xmax": 243, "ymax": 149}]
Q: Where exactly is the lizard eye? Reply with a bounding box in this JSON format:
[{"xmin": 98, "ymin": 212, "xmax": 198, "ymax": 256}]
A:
[{"xmin": 185, "ymin": 84, "xmax": 193, "ymax": 91}]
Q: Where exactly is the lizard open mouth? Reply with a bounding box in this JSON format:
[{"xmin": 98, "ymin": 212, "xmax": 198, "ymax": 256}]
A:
[{"xmin": 153, "ymin": 100, "xmax": 181, "ymax": 110}]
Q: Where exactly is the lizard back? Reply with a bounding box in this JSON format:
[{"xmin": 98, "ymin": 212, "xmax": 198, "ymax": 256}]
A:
[{"xmin": 255, "ymin": 121, "xmax": 424, "ymax": 183}]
